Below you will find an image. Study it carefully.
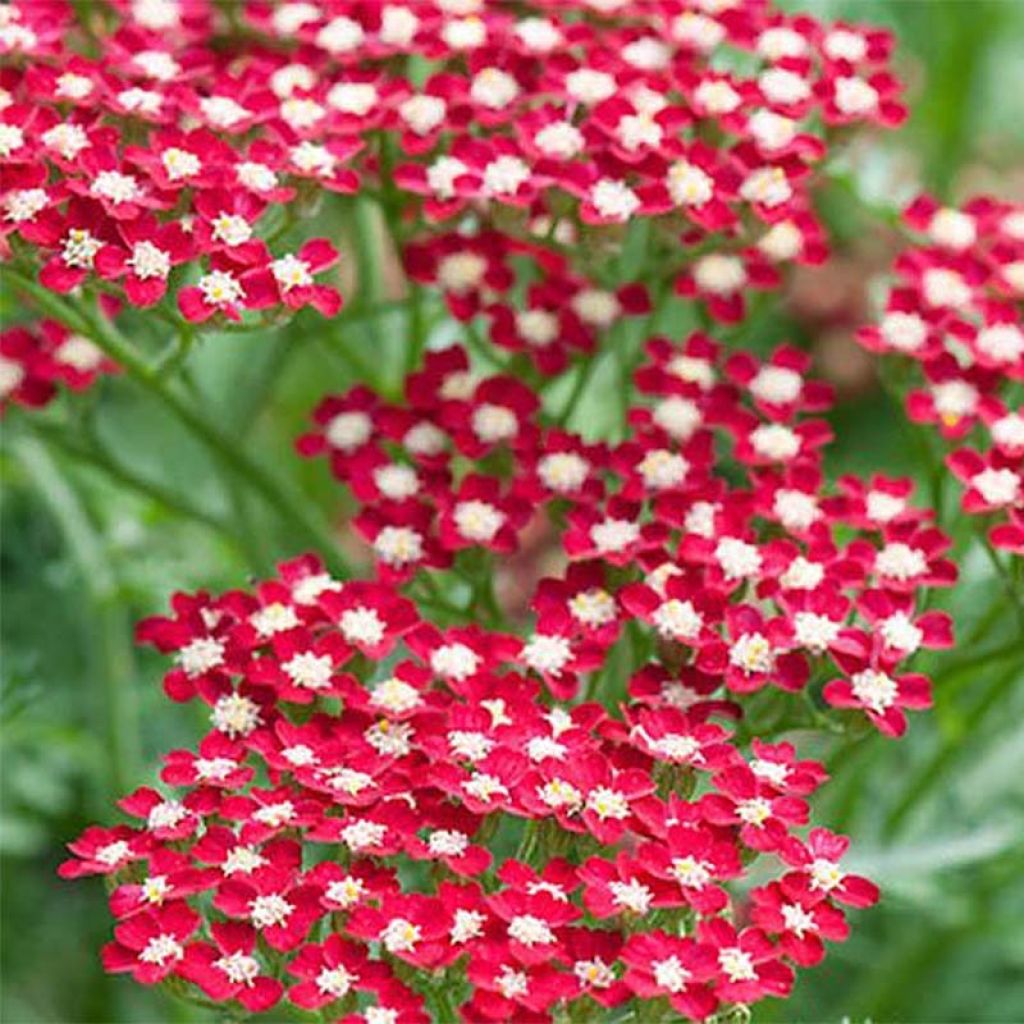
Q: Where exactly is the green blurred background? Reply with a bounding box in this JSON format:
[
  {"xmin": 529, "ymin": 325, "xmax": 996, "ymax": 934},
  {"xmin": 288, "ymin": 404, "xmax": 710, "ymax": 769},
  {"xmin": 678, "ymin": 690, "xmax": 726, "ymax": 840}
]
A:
[{"xmin": 2, "ymin": 2, "xmax": 1024, "ymax": 1021}]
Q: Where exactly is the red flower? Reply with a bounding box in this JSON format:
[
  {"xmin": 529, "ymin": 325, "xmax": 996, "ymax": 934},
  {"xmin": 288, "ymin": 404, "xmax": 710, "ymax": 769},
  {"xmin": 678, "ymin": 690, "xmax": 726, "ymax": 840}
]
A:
[
  {"xmin": 101, "ymin": 902, "xmax": 200, "ymax": 985},
  {"xmin": 180, "ymin": 921, "xmax": 283, "ymax": 1013}
]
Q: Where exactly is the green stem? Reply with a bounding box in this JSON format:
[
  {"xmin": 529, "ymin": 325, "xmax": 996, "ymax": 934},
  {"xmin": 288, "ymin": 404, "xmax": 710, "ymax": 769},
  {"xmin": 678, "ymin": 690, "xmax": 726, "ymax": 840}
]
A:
[
  {"xmin": 5, "ymin": 267, "xmax": 352, "ymax": 577},
  {"xmin": 13, "ymin": 435, "xmax": 141, "ymax": 793},
  {"xmin": 883, "ymin": 659, "xmax": 1021, "ymax": 836},
  {"xmin": 979, "ymin": 535, "xmax": 1024, "ymax": 630},
  {"xmin": 557, "ymin": 355, "xmax": 599, "ymax": 428},
  {"xmin": 24, "ymin": 418, "xmax": 233, "ymax": 539}
]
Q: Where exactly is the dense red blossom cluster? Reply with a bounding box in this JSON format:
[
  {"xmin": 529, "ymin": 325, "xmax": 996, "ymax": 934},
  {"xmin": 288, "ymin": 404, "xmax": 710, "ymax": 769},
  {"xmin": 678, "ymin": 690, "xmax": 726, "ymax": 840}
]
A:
[
  {"xmin": 1, "ymin": 0, "xmax": 1001, "ymax": 1020},
  {"xmin": 0, "ymin": 0, "xmax": 907, "ymax": 375},
  {"xmin": 59, "ymin": 316, "xmax": 958, "ymax": 1019},
  {"xmin": 855, "ymin": 195, "xmax": 1024, "ymax": 554},
  {"xmin": 0, "ymin": 312, "xmax": 119, "ymax": 407}
]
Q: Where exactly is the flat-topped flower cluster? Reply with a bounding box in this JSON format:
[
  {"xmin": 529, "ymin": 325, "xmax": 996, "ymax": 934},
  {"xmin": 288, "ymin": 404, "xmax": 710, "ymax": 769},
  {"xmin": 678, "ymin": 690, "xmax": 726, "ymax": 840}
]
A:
[
  {"xmin": 855, "ymin": 194, "xmax": 1024, "ymax": 553},
  {"xmin": 1, "ymin": 0, "xmax": 905, "ymax": 364},
  {"xmin": 3, "ymin": 0, "xmax": 1014, "ymax": 1021}
]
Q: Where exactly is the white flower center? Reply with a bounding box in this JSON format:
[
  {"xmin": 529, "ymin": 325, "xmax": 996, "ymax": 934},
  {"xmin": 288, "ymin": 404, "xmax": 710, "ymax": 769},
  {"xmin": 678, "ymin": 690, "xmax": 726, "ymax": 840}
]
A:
[
  {"xmin": 147, "ymin": 800, "xmax": 187, "ymax": 831},
  {"xmin": 774, "ymin": 489, "xmax": 820, "ymax": 530},
  {"xmin": 875, "ymin": 542, "xmax": 926, "ymax": 581},
  {"xmin": 653, "ymin": 956, "xmax": 690, "ymax": 993},
  {"xmin": 740, "ymin": 167, "xmax": 792, "ymax": 208},
  {"xmin": 326, "ymin": 876, "xmax": 366, "ymax": 908},
  {"xmin": 880, "ymin": 611, "xmax": 922, "ymax": 653},
  {"xmin": 639, "ymin": 449, "xmax": 689, "ymax": 490},
  {"xmin": 198, "ymin": 270, "xmax": 244, "ymax": 308},
  {"xmin": 694, "ymin": 253, "xmax": 746, "ymax": 294},
  {"xmin": 472, "ymin": 403, "xmax": 518, "ymax": 443},
  {"xmin": 96, "ymin": 840, "xmax": 131, "ymax": 866},
  {"xmin": 62, "ymin": 228, "xmax": 102, "ymax": 269},
  {"xmin": 432, "ymin": 644, "xmax": 481, "ymax": 681},
  {"xmin": 381, "ymin": 918, "xmax": 421, "ymax": 953},
  {"xmin": 653, "ymin": 599, "xmax": 703, "ymax": 641},
  {"xmin": 522, "ymin": 634, "xmax": 572, "ymax": 675},
  {"xmin": 880, "ymin": 311, "xmax": 927, "ymax": 353},
  {"xmin": 534, "ymin": 120, "xmax": 584, "ymax": 159},
  {"xmin": 751, "ymin": 365, "xmax": 802, "ymax": 404},
  {"xmin": 932, "ymin": 379, "xmax": 978, "ymax": 420},
  {"xmin": 271, "ymin": 255, "xmax": 313, "ymax": 292},
  {"xmin": 992, "ymin": 413, "xmax": 1024, "ymax": 450},
  {"xmin": 327, "ymin": 82, "xmax": 378, "ymax": 115},
  {"xmin": 253, "ymin": 800, "xmax": 295, "ymax": 827},
  {"xmin": 834, "ymin": 77, "xmax": 878, "ymax": 115},
  {"xmin": 851, "ymin": 668, "xmax": 898, "ymax": 712},
  {"xmin": 751, "ymin": 423, "xmax": 800, "ymax": 460},
  {"xmin": 730, "ymin": 633, "xmax": 775, "ymax": 674},
  {"xmin": 250, "ymin": 894, "xmax": 293, "ymax": 929},
  {"xmin": 4, "ymin": 188, "xmax": 48, "ymax": 223},
  {"xmin": 794, "ymin": 612, "xmax": 840, "ymax": 653},
  {"xmin": 373, "ymin": 527, "xmax": 424, "ymax": 566},
  {"xmin": 566, "ymin": 68, "xmax": 616, "ymax": 104},
  {"xmin": 161, "ymin": 147, "xmax": 200, "ymax": 181},
  {"xmin": 780, "ymin": 556, "xmax": 825, "ymax": 591},
  {"xmin": 223, "ymin": 846, "xmax": 267, "ymax": 875},
  {"xmin": 974, "ymin": 468, "xmax": 1020, "ymax": 506},
  {"xmin": 399, "ymin": 94, "xmax": 446, "ymax": 135},
  {"xmin": 976, "ymin": 324, "xmax": 1024, "ymax": 364},
  {"xmin": 448, "ymin": 729, "xmax": 493, "ymax": 762},
  {"xmin": 454, "ymin": 500, "xmax": 505, "ymax": 542},
  {"xmin": 497, "ymin": 966, "xmax": 529, "ymax": 999},
  {"xmin": 591, "ymin": 518, "xmax": 639, "ymax": 553},
  {"xmin": 538, "ymin": 452, "xmax": 589, "ymax": 493},
  {"xmin": 591, "ymin": 179, "xmax": 640, "ymax": 221},
  {"xmin": 758, "ymin": 26, "xmax": 808, "ymax": 60},
  {"xmin": 237, "ymin": 161, "xmax": 278, "ymax": 193},
  {"xmin": 748, "ymin": 109, "xmax": 797, "ymax": 152},
  {"xmin": 516, "ymin": 309, "xmax": 558, "ymax": 347},
  {"xmin": 282, "ymin": 651, "xmax": 333, "ymax": 691},
  {"xmin": 695, "ymin": 79, "xmax": 741, "ymax": 114},
  {"xmin": 609, "ymin": 878, "xmax": 652, "ymax": 913},
  {"xmin": 200, "ymin": 96, "xmax": 250, "ymax": 129},
  {"xmin": 437, "ymin": 252, "xmax": 486, "ymax": 292},
  {"xmin": 719, "ymin": 947, "xmax": 757, "ymax": 982},
  {"xmin": 251, "ymin": 603, "xmax": 298, "ymax": 636},
  {"xmin": 866, "ymin": 490, "xmax": 905, "ymax": 523},
  {"xmin": 326, "ymin": 410, "xmax": 372, "ymax": 451},
  {"xmin": 671, "ymin": 856, "xmax": 712, "ymax": 888},
  {"xmin": 340, "ymin": 606, "xmax": 386, "ymax": 647},
  {"xmin": 759, "ymin": 68, "xmax": 810, "ymax": 105},
  {"xmin": 316, "ymin": 15, "xmax": 364, "ymax": 53},
  {"xmin": 140, "ymin": 934, "xmax": 184, "ymax": 965},
  {"xmin": 471, "ymin": 67, "xmax": 519, "ymax": 108},
  {"xmin": 341, "ymin": 819, "xmax": 387, "ymax": 851},
  {"xmin": 586, "ymin": 786, "xmax": 629, "ymax": 820},
  {"xmin": 178, "ymin": 637, "xmax": 225, "ymax": 677},
  {"xmin": 922, "ymin": 268, "xmax": 972, "ymax": 310},
  {"xmin": 654, "ymin": 396, "xmax": 702, "ymax": 441},
  {"xmin": 427, "ymin": 156, "xmax": 469, "ymax": 199},
  {"xmin": 715, "ymin": 536, "xmax": 762, "ymax": 579},
  {"xmin": 215, "ymin": 951, "xmax": 261, "ymax": 986},
  {"xmin": 569, "ymin": 588, "xmax": 616, "ymax": 626},
  {"xmin": 508, "ymin": 914, "xmax": 555, "ymax": 946},
  {"xmin": 212, "ymin": 693, "xmax": 261, "ymax": 738}
]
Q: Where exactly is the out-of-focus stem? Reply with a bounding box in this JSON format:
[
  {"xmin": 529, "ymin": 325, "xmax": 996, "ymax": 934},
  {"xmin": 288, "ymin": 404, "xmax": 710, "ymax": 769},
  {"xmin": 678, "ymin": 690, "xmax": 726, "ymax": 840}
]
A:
[
  {"xmin": 13, "ymin": 435, "xmax": 141, "ymax": 794},
  {"xmin": 5, "ymin": 266, "xmax": 353, "ymax": 577}
]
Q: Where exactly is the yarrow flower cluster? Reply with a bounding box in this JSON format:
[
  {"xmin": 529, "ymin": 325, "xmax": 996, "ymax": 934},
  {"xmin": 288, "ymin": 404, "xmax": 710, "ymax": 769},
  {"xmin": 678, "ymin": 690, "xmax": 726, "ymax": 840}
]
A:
[
  {"xmin": 855, "ymin": 194, "xmax": 1024, "ymax": 554},
  {"xmin": 2, "ymin": 0, "xmax": 1008, "ymax": 1020},
  {"xmin": 1, "ymin": 0, "xmax": 907, "ymax": 338},
  {"xmin": 0, "ymin": 312, "xmax": 119, "ymax": 409}
]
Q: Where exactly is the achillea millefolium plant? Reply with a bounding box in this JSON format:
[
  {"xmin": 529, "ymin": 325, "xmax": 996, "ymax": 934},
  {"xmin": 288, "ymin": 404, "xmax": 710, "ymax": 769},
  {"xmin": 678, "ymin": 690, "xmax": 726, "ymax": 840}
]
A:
[{"xmin": 1, "ymin": 0, "xmax": 1021, "ymax": 1021}]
